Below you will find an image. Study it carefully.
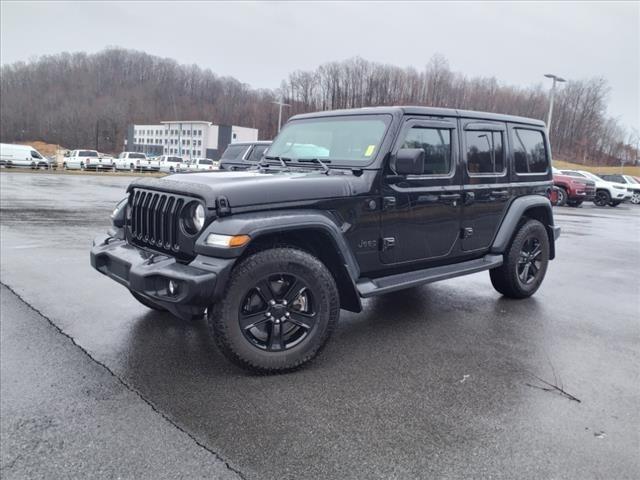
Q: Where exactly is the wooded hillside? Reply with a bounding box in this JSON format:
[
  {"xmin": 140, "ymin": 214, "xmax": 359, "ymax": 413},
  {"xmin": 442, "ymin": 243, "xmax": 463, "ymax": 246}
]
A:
[{"xmin": 1, "ymin": 48, "xmax": 636, "ymax": 165}]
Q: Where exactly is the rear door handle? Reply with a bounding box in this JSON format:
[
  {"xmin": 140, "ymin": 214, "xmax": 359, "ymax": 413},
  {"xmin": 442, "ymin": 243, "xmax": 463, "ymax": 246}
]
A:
[{"xmin": 439, "ymin": 193, "xmax": 461, "ymax": 201}]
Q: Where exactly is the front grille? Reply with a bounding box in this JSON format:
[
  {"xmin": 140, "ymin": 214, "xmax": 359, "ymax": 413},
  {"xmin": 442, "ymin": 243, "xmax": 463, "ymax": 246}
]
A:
[{"xmin": 128, "ymin": 189, "xmax": 191, "ymax": 256}]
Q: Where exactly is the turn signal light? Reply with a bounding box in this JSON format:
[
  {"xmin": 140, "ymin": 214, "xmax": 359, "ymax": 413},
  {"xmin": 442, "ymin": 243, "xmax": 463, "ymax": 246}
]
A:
[{"xmin": 205, "ymin": 233, "xmax": 250, "ymax": 248}]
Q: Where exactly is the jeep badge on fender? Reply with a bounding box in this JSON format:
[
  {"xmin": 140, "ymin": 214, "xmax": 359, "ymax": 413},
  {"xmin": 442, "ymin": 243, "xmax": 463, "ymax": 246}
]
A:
[{"xmin": 91, "ymin": 106, "xmax": 560, "ymax": 373}]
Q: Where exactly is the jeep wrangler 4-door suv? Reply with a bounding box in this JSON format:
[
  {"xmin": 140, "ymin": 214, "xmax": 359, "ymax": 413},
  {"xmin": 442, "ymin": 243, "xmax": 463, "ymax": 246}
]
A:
[{"xmin": 91, "ymin": 107, "xmax": 560, "ymax": 373}]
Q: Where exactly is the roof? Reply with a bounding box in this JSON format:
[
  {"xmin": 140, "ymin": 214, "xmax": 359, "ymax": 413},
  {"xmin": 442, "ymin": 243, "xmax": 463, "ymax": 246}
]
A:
[
  {"xmin": 227, "ymin": 140, "xmax": 272, "ymax": 146},
  {"xmin": 290, "ymin": 106, "xmax": 546, "ymax": 127}
]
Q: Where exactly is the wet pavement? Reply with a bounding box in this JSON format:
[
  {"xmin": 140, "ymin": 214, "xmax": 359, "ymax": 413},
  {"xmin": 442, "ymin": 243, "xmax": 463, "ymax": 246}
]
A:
[{"xmin": 1, "ymin": 172, "xmax": 639, "ymax": 479}]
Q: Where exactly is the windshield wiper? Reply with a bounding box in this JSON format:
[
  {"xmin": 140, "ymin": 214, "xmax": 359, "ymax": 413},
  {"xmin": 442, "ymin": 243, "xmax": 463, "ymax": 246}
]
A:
[
  {"xmin": 262, "ymin": 155, "xmax": 291, "ymax": 169},
  {"xmin": 296, "ymin": 158, "xmax": 331, "ymax": 174}
]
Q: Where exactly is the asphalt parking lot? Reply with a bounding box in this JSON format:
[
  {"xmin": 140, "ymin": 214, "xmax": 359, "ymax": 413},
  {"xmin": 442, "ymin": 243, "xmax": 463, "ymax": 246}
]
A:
[{"xmin": 1, "ymin": 172, "xmax": 639, "ymax": 479}]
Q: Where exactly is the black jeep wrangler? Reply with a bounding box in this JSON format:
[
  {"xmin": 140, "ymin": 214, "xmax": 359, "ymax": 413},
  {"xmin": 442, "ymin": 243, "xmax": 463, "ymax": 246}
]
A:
[{"xmin": 91, "ymin": 107, "xmax": 560, "ymax": 373}]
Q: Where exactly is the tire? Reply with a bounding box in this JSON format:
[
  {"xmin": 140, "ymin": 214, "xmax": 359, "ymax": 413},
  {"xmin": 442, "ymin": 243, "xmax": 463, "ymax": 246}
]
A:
[
  {"xmin": 631, "ymin": 192, "xmax": 640, "ymax": 205},
  {"xmin": 80, "ymin": 163, "xmax": 85, "ymax": 171},
  {"xmin": 209, "ymin": 247, "xmax": 340, "ymax": 373},
  {"xmin": 594, "ymin": 189, "xmax": 611, "ymax": 207},
  {"xmin": 130, "ymin": 291, "xmax": 167, "ymax": 311},
  {"xmin": 490, "ymin": 219, "xmax": 550, "ymax": 299},
  {"xmin": 63, "ymin": 163, "xmax": 68, "ymax": 170},
  {"xmin": 567, "ymin": 200, "xmax": 583, "ymax": 207},
  {"xmin": 556, "ymin": 187, "xmax": 568, "ymax": 207},
  {"xmin": 129, "ymin": 164, "xmax": 135, "ymax": 172},
  {"xmin": 609, "ymin": 201, "xmax": 621, "ymax": 207}
]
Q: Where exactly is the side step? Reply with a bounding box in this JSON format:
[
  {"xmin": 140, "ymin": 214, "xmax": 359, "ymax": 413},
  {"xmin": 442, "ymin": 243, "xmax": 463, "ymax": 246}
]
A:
[{"xmin": 356, "ymin": 254, "xmax": 503, "ymax": 298}]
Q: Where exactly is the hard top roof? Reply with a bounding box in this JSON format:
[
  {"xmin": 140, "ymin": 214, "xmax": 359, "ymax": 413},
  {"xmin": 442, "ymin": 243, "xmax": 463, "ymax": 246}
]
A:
[{"xmin": 290, "ymin": 106, "xmax": 546, "ymax": 127}]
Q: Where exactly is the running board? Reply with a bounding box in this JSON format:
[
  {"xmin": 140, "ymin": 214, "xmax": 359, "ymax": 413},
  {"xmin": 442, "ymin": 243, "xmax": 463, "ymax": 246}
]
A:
[{"xmin": 356, "ymin": 254, "xmax": 503, "ymax": 298}]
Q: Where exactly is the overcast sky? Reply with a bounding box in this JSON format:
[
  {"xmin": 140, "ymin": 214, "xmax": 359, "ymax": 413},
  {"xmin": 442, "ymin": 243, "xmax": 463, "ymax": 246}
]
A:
[{"xmin": 1, "ymin": 1, "xmax": 638, "ymax": 130}]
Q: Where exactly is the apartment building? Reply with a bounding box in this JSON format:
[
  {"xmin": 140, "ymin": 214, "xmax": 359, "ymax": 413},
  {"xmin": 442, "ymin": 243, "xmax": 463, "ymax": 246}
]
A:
[{"xmin": 125, "ymin": 121, "xmax": 259, "ymax": 160}]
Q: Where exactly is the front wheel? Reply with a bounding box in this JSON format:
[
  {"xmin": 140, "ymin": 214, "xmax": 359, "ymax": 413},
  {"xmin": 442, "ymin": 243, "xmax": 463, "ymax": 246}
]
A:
[
  {"xmin": 556, "ymin": 187, "xmax": 568, "ymax": 207},
  {"xmin": 209, "ymin": 247, "xmax": 339, "ymax": 373},
  {"xmin": 490, "ymin": 219, "xmax": 550, "ymax": 299},
  {"xmin": 567, "ymin": 200, "xmax": 583, "ymax": 207},
  {"xmin": 594, "ymin": 190, "xmax": 611, "ymax": 207}
]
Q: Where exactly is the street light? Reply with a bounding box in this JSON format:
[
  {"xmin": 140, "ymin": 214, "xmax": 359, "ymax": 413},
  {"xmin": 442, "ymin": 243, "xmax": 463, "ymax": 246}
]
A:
[
  {"xmin": 544, "ymin": 73, "xmax": 566, "ymax": 133},
  {"xmin": 272, "ymin": 98, "xmax": 291, "ymax": 133}
]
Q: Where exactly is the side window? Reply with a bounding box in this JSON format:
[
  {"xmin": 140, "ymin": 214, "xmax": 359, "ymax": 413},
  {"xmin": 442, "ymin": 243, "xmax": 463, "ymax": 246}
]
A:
[
  {"xmin": 513, "ymin": 129, "xmax": 548, "ymax": 174},
  {"xmin": 400, "ymin": 127, "xmax": 451, "ymax": 175},
  {"xmin": 466, "ymin": 131, "xmax": 504, "ymax": 174},
  {"xmin": 247, "ymin": 145, "xmax": 268, "ymax": 162}
]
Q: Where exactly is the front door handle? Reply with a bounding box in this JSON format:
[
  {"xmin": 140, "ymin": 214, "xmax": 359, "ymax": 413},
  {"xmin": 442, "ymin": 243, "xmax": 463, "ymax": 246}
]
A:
[
  {"xmin": 463, "ymin": 191, "xmax": 475, "ymax": 205},
  {"xmin": 491, "ymin": 190, "xmax": 509, "ymax": 198}
]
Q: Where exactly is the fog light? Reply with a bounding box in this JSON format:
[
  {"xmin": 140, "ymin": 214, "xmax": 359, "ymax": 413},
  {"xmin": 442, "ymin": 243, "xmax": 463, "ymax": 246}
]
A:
[{"xmin": 168, "ymin": 280, "xmax": 179, "ymax": 296}]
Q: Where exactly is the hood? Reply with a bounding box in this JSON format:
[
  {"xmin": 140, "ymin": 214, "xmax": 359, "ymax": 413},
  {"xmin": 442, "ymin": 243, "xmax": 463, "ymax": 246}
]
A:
[{"xmin": 128, "ymin": 168, "xmax": 373, "ymax": 209}]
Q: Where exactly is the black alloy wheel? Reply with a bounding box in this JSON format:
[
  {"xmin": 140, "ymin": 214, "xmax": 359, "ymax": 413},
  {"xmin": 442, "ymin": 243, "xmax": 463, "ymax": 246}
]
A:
[
  {"xmin": 239, "ymin": 273, "xmax": 316, "ymax": 352},
  {"xmin": 517, "ymin": 237, "xmax": 543, "ymax": 285},
  {"xmin": 594, "ymin": 190, "xmax": 610, "ymax": 207}
]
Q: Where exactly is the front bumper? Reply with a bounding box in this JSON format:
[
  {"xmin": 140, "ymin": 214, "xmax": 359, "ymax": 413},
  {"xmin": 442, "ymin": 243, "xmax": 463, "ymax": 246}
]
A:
[{"xmin": 90, "ymin": 234, "xmax": 234, "ymax": 319}]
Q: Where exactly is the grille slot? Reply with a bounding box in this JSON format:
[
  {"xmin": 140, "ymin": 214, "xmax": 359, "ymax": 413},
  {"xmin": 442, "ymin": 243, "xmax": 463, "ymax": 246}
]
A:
[{"xmin": 128, "ymin": 189, "xmax": 192, "ymax": 255}]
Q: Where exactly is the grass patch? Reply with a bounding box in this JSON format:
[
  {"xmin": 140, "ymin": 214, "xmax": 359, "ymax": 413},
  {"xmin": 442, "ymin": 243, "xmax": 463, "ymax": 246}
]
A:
[{"xmin": 553, "ymin": 159, "xmax": 640, "ymax": 176}]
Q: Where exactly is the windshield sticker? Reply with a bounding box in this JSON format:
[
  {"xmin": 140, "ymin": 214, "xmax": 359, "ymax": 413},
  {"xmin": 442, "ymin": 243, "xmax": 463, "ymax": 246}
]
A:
[{"xmin": 365, "ymin": 145, "xmax": 376, "ymax": 157}]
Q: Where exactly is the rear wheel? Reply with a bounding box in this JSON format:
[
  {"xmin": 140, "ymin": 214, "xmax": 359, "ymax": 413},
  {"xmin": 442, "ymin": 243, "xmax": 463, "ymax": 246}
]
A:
[
  {"xmin": 130, "ymin": 291, "xmax": 167, "ymax": 311},
  {"xmin": 567, "ymin": 200, "xmax": 583, "ymax": 207},
  {"xmin": 594, "ymin": 190, "xmax": 610, "ymax": 207},
  {"xmin": 129, "ymin": 163, "xmax": 135, "ymax": 172},
  {"xmin": 490, "ymin": 219, "xmax": 550, "ymax": 299},
  {"xmin": 631, "ymin": 192, "xmax": 640, "ymax": 205},
  {"xmin": 556, "ymin": 187, "xmax": 568, "ymax": 207},
  {"xmin": 209, "ymin": 247, "xmax": 339, "ymax": 373}
]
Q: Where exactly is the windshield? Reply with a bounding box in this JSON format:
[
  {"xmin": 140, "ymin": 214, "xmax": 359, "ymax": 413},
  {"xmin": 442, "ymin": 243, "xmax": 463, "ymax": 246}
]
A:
[
  {"xmin": 624, "ymin": 175, "xmax": 638, "ymax": 184},
  {"xmin": 167, "ymin": 156, "xmax": 182, "ymax": 162},
  {"xmin": 80, "ymin": 150, "xmax": 98, "ymax": 157},
  {"xmin": 199, "ymin": 159, "xmax": 213, "ymax": 165},
  {"xmin": 129, "ymin": 153, "xmax": 146, "ymax": 159},
  {"xmin": 221, "ymin": 144, "xmax": 248, "ymax": 160},
  {"xmin": 267, "ymin": 115, "xmax": 391, "ymax": 165}
]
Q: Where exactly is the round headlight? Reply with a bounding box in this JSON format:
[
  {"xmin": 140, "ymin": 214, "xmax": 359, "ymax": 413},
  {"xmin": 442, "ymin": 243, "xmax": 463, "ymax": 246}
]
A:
[{"xmin": 193, "ymin": 204, "xmax": 205, "ymax": 231}]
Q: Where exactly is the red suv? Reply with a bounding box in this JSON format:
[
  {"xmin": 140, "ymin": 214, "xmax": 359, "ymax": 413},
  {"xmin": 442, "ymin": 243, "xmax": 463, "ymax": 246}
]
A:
[{"xmin": 552, "ymin": 168, "xmax": 596, "ymax": 207}]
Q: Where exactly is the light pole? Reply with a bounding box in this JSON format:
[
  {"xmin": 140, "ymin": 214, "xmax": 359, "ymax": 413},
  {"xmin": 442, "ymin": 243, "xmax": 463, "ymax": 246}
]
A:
[
  {"xmin": 544, "ymin": 73, "xmax": 566, "ymax": 133},
  {"xmin": 272, "ymin": 98, "xmax": 291, "ymax": 133}
]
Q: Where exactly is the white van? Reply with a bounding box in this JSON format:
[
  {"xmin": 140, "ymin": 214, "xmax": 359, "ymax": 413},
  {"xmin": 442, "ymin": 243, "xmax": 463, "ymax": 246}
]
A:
[{"xmin": 0, "ymin": 143, "xmax": 50, "ymax": 168}]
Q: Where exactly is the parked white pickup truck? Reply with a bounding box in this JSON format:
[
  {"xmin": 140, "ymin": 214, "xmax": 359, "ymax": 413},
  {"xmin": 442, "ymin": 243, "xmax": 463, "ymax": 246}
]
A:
[
  {"xmin": 115, "ymin": 152, "xmax": 160, "ymax": 172},
  {"xmin": 63, "ymin": 150, "xmax": 114, "ymax": 171},
  {"xmin": 157, "ymin": 155, "xmax": 186, "ymax": 173},
  {"xmin": 183, "ymin": 158, "xmax": 219, "ymax": 172}
]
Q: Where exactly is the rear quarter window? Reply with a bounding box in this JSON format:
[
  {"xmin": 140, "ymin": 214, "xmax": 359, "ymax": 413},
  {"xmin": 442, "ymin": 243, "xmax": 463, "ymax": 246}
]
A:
[
  {"xmin": 513, "ymin": 129, "xmax": 548, "ymax": 174},
  {"xmin": 221, "ymin": 144, "xmax": 249, "ymax": 160}
]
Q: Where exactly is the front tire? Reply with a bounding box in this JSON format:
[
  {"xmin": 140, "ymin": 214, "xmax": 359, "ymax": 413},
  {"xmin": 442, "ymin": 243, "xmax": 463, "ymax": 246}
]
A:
[
  {"xmin": 594, "ymin": 190, "xmax": 611, "ymax": 207},
  {"xmin": 490, "ymin": 219, "xmax": 550, "ymax": 299},
  {"xmin": 556, "ymin": 187, "xmax": 568, "ymax": 207},
  {"xmin": 209, "ymin": 247, "xmax": 339, "ymax": 373}
]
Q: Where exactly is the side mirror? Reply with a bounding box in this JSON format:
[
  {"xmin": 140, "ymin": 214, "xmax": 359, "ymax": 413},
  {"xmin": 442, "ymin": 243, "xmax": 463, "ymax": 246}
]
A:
[{"xmin": 394, "ymin": 148, "xmax": 424, "ymax": 175}]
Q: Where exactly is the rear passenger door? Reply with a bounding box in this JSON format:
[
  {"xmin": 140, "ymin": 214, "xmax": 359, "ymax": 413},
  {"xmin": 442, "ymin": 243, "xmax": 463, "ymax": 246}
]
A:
[{"xmin": 460, "ymin": 120, "xmax": 510, "ymax": 252}]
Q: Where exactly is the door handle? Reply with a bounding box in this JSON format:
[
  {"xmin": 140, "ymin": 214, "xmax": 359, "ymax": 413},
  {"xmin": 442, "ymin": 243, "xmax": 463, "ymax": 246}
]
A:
[
  {"xmin": 463, "ymin": 191, "xmax": 475, "ymax": 205},
  {"xmin": 491, "ymin": 190, "xmax": 509, "ymax": 198},
  {"xmin": 439, "ymin": 193, "xmax": 461, "ymax": 201}
]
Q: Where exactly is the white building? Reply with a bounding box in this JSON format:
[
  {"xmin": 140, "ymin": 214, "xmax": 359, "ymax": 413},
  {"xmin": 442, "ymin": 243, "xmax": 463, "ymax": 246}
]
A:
[{"xmin": 125, "ymin": 121, "xmax": 259, "ymax": 160}]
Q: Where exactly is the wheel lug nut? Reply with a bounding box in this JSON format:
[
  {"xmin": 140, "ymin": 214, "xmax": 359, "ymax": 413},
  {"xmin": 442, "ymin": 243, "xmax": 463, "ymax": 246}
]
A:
[
  {"xmin": 283, "ymin": 300, "xmax": 288, "ymax": 305},
  {"xmin": 269, "ymin": 300, "xmax": 276, "ymax": 305},
  {"xmin": 285, "ymin": 312, "xmax": 290, "ymax": 317},
  {"xmin": 266, "ymin": 312, "xmax": 271, "ymax": 317}
]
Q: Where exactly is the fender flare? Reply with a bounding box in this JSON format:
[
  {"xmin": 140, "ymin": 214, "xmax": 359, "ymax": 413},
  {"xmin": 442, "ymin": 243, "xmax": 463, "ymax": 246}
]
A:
[
  {"xmin": 491, "ymin": 196, "xmax": 558, "ymax": 259},
  {"xmin": 195, "ymin": 209, "xmax": 362, "ymax": 312}
]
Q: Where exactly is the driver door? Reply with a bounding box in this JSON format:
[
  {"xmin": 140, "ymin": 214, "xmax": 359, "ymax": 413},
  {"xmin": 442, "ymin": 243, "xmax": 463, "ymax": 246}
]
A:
[{"xmin": 379, "ymin": 117, "xmax": 462, "ymax": 265}]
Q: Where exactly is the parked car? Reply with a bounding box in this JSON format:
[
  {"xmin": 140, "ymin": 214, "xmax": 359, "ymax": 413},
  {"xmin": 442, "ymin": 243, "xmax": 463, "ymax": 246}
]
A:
[
  {"xmin": 552, "ymin": 167, "xmax": 595, "ymax": 207},
  {"xmin": 63, "ymin": 150, "xmax": 113, "ymax": 171},
  {"xmin": 218, "ymin": 141, "xmax": 271, "ymax": 171},
  {"xmin": 157, "ymin": 155, "xmax": 186, "ymax": 173},
  {"xmin": 92, "ymin": 106, "xmax": 559, "ymax": 373},
  {"xmin": 115, "ymin": 152, "xmax": 160, "ymax": 172},
  {"xmin": 0, "ymin": 143, "xmax": 49, "ymax": 168},
  {"xmin": 560, "ymin": 170, "xmax": 630, "ymax": 207},
  {"xmin": 183, "ymin": 158, "xmax": 220, "ymax": 172},
  {"xmin": 599, "ymin": 174, "xmax": 640, "ymax": 205}
]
